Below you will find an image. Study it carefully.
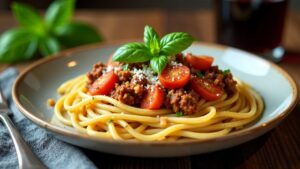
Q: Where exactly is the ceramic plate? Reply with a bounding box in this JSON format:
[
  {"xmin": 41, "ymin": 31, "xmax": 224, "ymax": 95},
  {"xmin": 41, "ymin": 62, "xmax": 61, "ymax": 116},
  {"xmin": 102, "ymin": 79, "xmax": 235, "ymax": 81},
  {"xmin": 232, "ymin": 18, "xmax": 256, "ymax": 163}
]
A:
[{"xmin": 12, "ymin": 42, "xmax": 298, "ymax": 157}]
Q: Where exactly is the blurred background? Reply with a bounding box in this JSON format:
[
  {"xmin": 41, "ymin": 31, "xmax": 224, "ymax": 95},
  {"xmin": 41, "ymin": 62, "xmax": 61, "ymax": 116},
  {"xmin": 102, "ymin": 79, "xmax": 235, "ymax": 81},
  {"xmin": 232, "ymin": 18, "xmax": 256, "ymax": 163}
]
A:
[
  {"xmin": 0, "ymin": 0, "xmax": 300, "ymax": 9},
  {"xmin": 0, "ymin": 0, "xmax": 299, "ymax": 63}
]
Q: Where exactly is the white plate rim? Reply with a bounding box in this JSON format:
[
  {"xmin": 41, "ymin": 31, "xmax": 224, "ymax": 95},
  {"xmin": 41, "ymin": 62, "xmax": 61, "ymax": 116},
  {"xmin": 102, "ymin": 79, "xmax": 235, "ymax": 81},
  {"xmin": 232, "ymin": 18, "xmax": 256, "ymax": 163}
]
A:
[{"xmin": 12, "ymin": 41, "xmax": 299, "ymax": 146}]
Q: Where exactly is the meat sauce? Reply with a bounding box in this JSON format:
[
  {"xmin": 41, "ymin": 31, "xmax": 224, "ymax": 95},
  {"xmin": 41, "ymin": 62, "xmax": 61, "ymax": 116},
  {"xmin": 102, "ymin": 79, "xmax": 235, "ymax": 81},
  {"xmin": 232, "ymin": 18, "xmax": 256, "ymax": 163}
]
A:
[{"xmin": 86, "ymin": 53, "xmax": 237, "ymax": 115}]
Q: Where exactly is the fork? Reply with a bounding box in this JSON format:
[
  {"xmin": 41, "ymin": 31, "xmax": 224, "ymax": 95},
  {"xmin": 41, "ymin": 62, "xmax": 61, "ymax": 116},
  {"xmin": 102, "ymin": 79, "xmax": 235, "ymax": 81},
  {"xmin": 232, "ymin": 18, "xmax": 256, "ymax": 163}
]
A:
[{"xmin": 0, "ymin": 87, "xmax": 47, "ymax": 169}]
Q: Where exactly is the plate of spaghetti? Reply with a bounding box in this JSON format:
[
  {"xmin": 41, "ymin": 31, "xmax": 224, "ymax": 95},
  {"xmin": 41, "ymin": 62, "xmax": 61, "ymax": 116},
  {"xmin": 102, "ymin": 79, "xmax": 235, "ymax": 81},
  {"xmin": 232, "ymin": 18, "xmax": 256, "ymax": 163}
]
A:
[{"xmin": 13, "ymin": 25, "xmax": 298, "ymax": 157}]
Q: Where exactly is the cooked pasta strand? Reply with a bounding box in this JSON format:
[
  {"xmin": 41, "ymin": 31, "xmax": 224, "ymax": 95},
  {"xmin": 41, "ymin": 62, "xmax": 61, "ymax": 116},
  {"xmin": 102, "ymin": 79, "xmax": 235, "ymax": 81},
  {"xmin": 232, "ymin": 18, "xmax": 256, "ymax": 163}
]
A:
[{"xmin": 53, "ymin": 75, "xmax": 264, "ymax": 141}]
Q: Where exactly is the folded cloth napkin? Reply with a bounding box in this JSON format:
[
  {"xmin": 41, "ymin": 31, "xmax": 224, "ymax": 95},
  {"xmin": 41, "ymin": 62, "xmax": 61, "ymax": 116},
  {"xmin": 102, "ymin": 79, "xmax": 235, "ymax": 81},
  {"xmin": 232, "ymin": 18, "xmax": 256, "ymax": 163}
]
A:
[{"xmin": 0, "ymin": 68, "xmax": 97, "ymax": 169}]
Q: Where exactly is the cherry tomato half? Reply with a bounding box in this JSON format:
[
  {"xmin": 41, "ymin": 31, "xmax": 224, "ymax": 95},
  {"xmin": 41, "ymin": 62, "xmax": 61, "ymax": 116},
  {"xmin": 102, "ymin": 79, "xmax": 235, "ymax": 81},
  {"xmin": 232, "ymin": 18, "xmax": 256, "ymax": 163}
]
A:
[
  {"xmin": 186, "ymin": 54, "xmax": 213, "ymax": 70},
  {"xmin": 159, "ymin": 65, "xmax": 190, "ymax": 89},
  {"xmin": 191, "ymin": 77, "xmax": 223, "ymax": 101},
  {"xmin": 141, "ymin": 85, "xmax": 165, "ymax": 110},
  {"xmin": 88, "ymin": 71, "xmax": 118, "ymax": 95}
]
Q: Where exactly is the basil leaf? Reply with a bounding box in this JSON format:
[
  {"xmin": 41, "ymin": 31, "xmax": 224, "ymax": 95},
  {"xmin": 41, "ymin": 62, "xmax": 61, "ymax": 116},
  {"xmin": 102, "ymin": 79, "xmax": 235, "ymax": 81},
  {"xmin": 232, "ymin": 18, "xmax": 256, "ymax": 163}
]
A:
[
  {"xmin": 122, "ymin": 64, "xmax": 129, "ymax": 70},
  {"xmin": 39, "ymin": 36, "xmax": 60, "ymax": 56},
  {"xmin": 196, "ymin": 72, "xmax": 204, "ymax": 77},
  {"xmin": 150, "ymin": 55, "xmax": 168, "ymax": 74},
  {"xmin": 223, "ymin": 69, "xmax": 231, "ymax": 75},
  {"xmin": 112, "ymin": 43, "xmax": 152, "ymax": 63},
  {"xmin": 45, "ymin": 0, "xmax": 75, "ymax": 31},
  {"xmin": 144, "ymin": 25, "xmax": 160, "ymax": 55},
  {"xmin": 0, "ymin": 28, "xmax": 38, "ymax": 63},
  {"xmin": 11, "ymin": 2, "xmax": 44, "ymax": 33},
  {"xmin": 150, "ymin": 36, "xmax": 160, "ymax": 56},
  {"xmin": 24, "ymin": 39, "xmax": 39, "ymax": 59},
  {"xmin": 55, "ymin": 22, "xmax": 102, "ymax": 48},
  {"xmin": 160, "ymin": 32, "xmax": 194, "ymax": 56},
  {"xmin": 176, "ymin": 111, "xmax": 184, "ymax": 117}
]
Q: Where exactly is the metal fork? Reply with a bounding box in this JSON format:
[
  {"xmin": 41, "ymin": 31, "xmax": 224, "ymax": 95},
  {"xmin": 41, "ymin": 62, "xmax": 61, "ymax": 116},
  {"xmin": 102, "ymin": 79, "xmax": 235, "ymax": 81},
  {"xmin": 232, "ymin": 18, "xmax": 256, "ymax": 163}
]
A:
[{"xmin": 0, "ymin": 87, "xmax": 47, "ymax": 169}]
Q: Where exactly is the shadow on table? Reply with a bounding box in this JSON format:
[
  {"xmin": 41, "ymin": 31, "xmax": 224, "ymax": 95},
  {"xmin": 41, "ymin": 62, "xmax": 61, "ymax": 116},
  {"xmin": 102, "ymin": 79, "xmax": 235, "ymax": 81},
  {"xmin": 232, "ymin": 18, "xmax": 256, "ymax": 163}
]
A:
[
  {"xmin": 190, "ymin": 132, "xmax": 272, "ymax": 169},
  {"xmin": 82, "ymin": 132, "xmax": 272, "ymax": 169}
]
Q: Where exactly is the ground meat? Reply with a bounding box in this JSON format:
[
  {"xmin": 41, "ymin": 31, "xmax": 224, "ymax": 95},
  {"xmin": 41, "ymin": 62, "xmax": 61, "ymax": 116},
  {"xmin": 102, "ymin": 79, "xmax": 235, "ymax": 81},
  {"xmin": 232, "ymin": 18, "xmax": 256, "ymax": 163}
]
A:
[
  {"xmin": 128, "ymin": 63, "xmax": 146, "ymax": 70},
  {"xmin": 164, "ymin": 89, "xmax": 199, "ymax": 115},
  {"xmin": 86, "ymin": 62, "xmax": 106, "ymax": 85},
  {"xmin": 86, "ymin": 54, "xmax": 237, "ymax": 115},
  {"xmin": 131, "ymin": 73, "xmax": 148, "ymax": 85},
  {"xmin": 204, "ymin": 66, "xmax": 237, "ymax": 94},
  {"xmin": 110, "ymin": 81, "xmax": 146, "ymax": 106},
  {"xmin": 117, "ymin": 70, "xmax": 132, "ymax": 83}
]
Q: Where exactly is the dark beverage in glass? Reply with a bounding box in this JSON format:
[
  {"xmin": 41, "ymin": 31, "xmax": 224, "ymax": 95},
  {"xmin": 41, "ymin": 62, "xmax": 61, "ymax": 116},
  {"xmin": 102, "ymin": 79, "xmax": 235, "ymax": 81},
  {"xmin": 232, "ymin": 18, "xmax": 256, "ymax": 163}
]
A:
[{"xmin": 215, "ymin": 0, "xmax": 288, "ymax": 62}]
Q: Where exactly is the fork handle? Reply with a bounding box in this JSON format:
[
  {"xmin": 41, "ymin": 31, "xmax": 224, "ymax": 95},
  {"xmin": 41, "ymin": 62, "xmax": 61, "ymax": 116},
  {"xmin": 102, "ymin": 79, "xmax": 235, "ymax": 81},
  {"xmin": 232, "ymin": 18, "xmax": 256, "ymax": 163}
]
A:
[{"xmin": 0, "ymin": 113, "xmax": 47, "ymax": 169}]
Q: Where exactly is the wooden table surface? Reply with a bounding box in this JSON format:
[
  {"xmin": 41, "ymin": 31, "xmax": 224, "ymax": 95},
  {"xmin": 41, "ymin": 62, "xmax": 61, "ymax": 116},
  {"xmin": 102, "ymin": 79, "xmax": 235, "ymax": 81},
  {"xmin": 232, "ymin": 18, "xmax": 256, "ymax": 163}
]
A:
[{"xmin": 0, "ymin": 10, "xmax": 299, "ymax": 169}]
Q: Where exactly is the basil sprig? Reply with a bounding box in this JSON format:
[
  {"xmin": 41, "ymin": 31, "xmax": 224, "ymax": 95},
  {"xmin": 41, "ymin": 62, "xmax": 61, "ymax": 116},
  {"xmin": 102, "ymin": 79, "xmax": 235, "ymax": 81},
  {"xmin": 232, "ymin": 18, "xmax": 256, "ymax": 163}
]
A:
[
  {"xmin": 112, "ymin": 25, "xmax": 194, "ymax": 74},
  {"xmin": 0, "ymin": 0, "xmax": 102, "ymax": 63}
]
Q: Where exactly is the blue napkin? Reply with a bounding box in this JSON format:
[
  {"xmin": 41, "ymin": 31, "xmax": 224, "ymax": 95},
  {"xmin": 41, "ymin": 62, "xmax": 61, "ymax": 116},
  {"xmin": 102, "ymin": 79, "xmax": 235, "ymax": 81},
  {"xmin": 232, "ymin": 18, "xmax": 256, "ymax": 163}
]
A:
[{"xmin": 0, "ymin": 68, "xmax": 97, "ymax": 169}]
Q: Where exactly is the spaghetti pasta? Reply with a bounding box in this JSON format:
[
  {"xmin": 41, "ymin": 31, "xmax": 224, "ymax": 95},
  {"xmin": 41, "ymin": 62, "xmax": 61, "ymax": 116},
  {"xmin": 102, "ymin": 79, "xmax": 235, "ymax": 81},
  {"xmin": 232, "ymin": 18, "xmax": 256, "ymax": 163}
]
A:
[
  {"xmin": 54, "ymin": 75, "xmax": 264, "ymax": 141},
  {"xmin": 53, "ymin": 26, "xmax": 264, "ymax": 141}
]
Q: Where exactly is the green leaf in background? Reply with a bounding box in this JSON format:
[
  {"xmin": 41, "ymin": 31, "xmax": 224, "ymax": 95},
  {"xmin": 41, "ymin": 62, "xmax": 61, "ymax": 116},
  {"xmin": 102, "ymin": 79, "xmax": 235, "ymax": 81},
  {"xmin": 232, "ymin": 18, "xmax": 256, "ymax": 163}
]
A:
[
  {"xmin": 45, "ymin": 0, "xmax": 75, "ymax": 31},
  {"xmin": 0, "ymin": 0, "xmax": 102, "ymax": 63},
  {"xmin": 112, "ymin": 43, "xmax": 152, "ymax": 63},
  {"xmin": 55, "ymin": 22, "xmax": 102, "ymax": 48},
  {"xmin": 0, "ymin": 28, "xmax": 38, "ymax": 63},
  {"xmin": 150, "ymin": 55, "xmax": 168, "ymax": 74},
  {"xmin": 39, "ymin": 36, "xmax": 60, "ymax": 56},
  {"xmin": 144, "ymin": 25, "xmax": 160, "ymax": 55},
  {"xmin": 160, "ymin": 32, "xmax": 194, "ymax": 56},
  {"xmin": 11, "ymin": 2, "xmax": 44, "ymax": 34}
]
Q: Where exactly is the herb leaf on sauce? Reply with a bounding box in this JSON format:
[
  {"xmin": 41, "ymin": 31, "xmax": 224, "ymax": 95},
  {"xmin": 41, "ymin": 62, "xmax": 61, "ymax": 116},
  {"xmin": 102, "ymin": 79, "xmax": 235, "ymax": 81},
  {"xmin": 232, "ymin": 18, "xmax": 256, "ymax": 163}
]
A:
[
  {"xmin": 112, "ymin": 25, "xmax": 195, "ymax": 74},
  {"xmin": 160, "ymin": 32, "xmax": 194, "ymax": 56},
  {"xmin": 144, "ymin": 25, "xmax": 160, "ymax": 56},
  {"xmin": 223, "ymin": 69, "xmax": 231, "ymax": 75},
  {"xmin": 176, "ymin": 111, "xmax": 184, "ymax": 117},
  {"xmin": 112, "ymin": 43, "xmax": 152, "ymax": 63},
  {"xmin": 150, "ymin": 55, "xmax": 168, "ymax": 74},
  {"xmin": 196, "ymin": 71, "xmax": 204, "ymax": 77}
]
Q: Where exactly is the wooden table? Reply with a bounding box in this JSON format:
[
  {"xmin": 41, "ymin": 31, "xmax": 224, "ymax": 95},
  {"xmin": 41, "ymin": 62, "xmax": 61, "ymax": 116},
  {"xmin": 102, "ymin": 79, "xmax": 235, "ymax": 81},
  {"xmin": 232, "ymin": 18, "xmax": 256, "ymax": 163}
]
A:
[{"xmin": 1, "ymin": 10, "xmax": 299, "ymax": 169}]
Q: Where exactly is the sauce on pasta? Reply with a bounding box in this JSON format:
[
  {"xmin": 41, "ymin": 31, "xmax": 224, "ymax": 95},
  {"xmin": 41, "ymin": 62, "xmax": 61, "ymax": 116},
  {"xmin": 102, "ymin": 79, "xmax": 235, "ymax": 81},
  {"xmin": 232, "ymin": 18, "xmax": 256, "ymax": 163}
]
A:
[{"xmin": 52, "ymin": 26, "xmax": 264, "ymax": 141}]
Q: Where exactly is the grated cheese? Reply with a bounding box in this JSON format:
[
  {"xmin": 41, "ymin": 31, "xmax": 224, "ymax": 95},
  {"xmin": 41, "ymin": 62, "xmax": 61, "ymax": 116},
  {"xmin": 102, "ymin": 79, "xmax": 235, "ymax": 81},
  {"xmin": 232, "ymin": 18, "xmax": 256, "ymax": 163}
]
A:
[
  {"xmin": 170, "ymin": 60, "xmax": 182, "ymax": 67},
  {"xmin": 131, "ymin": 65, "xmax": 159, "ymax": 85},
  {"xmin": 102, "ymin": 65, "xmax": 122, "ymax": 74}
]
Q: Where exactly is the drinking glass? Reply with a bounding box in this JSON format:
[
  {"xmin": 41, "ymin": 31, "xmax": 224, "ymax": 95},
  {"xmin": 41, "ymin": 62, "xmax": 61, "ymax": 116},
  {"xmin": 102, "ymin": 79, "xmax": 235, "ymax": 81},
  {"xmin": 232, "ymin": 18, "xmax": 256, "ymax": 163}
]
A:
[{"xmin": 214, "ymin": 0, "xmax": 288, "ymax": 62}]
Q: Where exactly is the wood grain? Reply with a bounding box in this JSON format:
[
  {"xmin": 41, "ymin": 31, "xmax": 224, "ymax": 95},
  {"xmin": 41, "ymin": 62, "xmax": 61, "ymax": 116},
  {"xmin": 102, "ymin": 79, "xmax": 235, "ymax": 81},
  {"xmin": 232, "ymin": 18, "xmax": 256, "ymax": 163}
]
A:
[{"xmin": 0, "ymin": 10, "xmax": 299, "ymax": 169}]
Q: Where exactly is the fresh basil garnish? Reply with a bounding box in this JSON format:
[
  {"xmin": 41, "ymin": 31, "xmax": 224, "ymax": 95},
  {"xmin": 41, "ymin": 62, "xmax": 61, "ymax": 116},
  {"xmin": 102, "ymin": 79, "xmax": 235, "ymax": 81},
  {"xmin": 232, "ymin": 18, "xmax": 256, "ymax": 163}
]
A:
[
  {"xmin": 176, "ymin": 111, "xmax": 184, "ymax": 117},
  {"xmin": 112, "ymin": 25, "xmax": 195, "ymax": 74},
  {"xmin": 196, "ymin": 71, "xmax": 204, "ymax": 77},
  {"xmin": 160, "ymin": 32, "xmax": 194, "ymax": 56},
  {"xmin": 113, "ymin": 43, "xmax": 152, "ymax": 63},
  {"xmin": 223, "ymin": 69, "xmax": 231, "ymax": 75},
  {"xmin": 150, "ymin": 55, "xmax": 168, "ymax": 74},
  {"xmin": 122, "ymin": 64, "xmax": 129, "ymax": 70},
  {"xmin": 0, "ymin": 0, "xmax": 102, "ymax": 63},
  {"xmin": 144, "ymin": 25, "xmax": 160, "ymax": 56}
]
